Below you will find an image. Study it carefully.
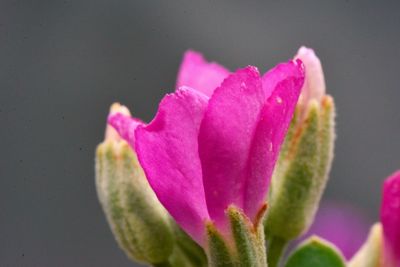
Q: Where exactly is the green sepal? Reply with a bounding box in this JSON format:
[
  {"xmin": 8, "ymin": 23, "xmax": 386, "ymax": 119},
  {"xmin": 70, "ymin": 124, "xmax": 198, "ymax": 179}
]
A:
[
  {"xmin": 206, "ymin": 222, "xmax": 236, "ymax": 267},
  {"xmin": 205, "ymin": 205, "xmax": 268, "ymax": 267},
  {"xmin": 266, "ymin": 101, "xmax": 320, "ymax": 240},
  {"xmin": 349, "ymin": 223, "xmax": 383, "ymax": 267},
  {"xmin": 277, "ymin": 104, "xmax": 301, "ymax": 161},
  {"xmin": 172, "ymin": 223, "xmax": 208, "ymax": 267},
  {"xmin": 165, "ymin": 246, "xmax": 202, "ymax": 267},
  {"xmin": 317, "ymin": 96, "xmax": 335, "ymax": 185},
  {"xmin": 267, "ymin": 235, "xmax": 288, "ymax": 267},
  {"xmin": 285, "ymin": 236, "xmax": 346, "ymax": 267},
  {"xmin": 266, "ymin": 96, "xmax": 335, "ymax": 241},
  {"xmin": 227, "ymin": 204, "xmax": 267, "ymax": 267},
  {"xmin": 95, "ymin": 141, "xmax": 174, "ymax": 264}
]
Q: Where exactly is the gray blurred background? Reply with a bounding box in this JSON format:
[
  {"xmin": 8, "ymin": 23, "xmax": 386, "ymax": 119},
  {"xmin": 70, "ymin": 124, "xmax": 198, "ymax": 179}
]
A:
[{"xmin": 1, "ymin": 0, "xmax": 400, "ymax": 266}]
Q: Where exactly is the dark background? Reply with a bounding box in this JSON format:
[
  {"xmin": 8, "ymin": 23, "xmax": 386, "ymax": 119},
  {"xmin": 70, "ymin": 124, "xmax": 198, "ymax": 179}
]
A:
[{"xmin": 1, "ymin": 1, "xmax": 400, "ymax": 266}]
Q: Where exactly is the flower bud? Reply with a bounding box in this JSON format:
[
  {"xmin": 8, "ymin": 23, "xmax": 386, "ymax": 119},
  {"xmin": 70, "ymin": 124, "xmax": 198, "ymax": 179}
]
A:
[
  {"xmin": 286, "ymin": 236, "xmax": 346, "ymax": 267},
  {"xmin": 265, "ymin": 47, "xmax": 336, "ymax": 243},
  {"xmin": 295, "ymin": 46, "xmax": 326, "ymax": 108},
  {"xmin": 95, "ymin": 103, "xmax": 174, "ymax": 264},
  {"xmin": 350, "ymin": 172, "xmax": 400, "ymax": 267},
  {"xmin": 349, "ymin": 223, "xmax": 383, "ymax": 267},
  {"xmin": 381, "ymin": 171, "xmax": 400, "ymax": 267}
]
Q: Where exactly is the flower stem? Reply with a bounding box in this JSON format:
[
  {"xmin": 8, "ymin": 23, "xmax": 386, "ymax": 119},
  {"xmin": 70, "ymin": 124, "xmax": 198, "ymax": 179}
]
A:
[{"xmin": 267, "ymin": 235, "xmax": 288, "ymax": 267}]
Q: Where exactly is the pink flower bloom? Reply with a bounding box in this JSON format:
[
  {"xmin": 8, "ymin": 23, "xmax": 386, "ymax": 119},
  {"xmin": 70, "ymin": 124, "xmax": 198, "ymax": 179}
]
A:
[
  {"xmin": 108, "ymin": 51, "xmax": 305, "ymax": 245},
  {"xmin": 381, "ymin": 171, "xmax": 400, "ymax": 266}
]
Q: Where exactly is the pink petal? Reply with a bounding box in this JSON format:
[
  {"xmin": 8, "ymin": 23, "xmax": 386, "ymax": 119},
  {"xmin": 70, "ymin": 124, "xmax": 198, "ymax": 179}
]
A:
[
  {"xmin": 198, "ymin": 62, "xmax": 304, "ymax": 230},
  {"xmin": 198, "ymin": 66, "xmax": 266, "ymax": 231},
  {"xmin": 381, "ymin": 170, "xmax": 400, "ymax": 265},
  {"xmin": 245, "ymin": 59, "xmax": 304, "ymax": 220},
  {"xmin": 261, "ymin": 59, "xmax": 304, "ymax": 98},
  {"xmin": 176, "ymin": 50, "xmax": 230, "ymax": 96},
  {"xmin": 134, "ymin": 87, "xmax": 210, "ymax": 244},
  {"xmin": 107, "ymin": 113, "xmax": 144, "ymax": 147},
  {"xmin": 294, "ymin": 47, "xmax": 326, "ymax": 105}
]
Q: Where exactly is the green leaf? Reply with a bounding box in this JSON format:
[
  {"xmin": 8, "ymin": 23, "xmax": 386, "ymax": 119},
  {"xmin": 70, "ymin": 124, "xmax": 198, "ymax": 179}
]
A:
[{"xmin": 285, "ymin": 236, "xmax": 346, "ymax": 267}]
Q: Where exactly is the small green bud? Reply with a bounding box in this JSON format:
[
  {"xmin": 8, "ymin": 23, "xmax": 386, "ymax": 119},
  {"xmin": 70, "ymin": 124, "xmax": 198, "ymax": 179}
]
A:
[
  {"xmin": 349, "ymin": 223, "xmax": 383, "ymax": 267},
  {"xmin": 285, "ymin": 236, "xmax": 346, "ymax": 267},
  {"xmin": 95, "ymin": 104, "xmax": 174, "ymax": 264},
  {"xmin": 265, "ymin": 96, "xmax": 336, "ymax": 241}
]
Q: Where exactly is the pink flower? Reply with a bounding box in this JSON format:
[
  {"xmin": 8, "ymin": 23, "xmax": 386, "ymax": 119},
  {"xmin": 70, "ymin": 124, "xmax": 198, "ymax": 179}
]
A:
[
  {"xmin": 381, "ymin": 171, "xmax": 400, "ymax": 266},
  {"xmin": 108, "ymin": 50, "xmax": 305, "ymax": 245}
]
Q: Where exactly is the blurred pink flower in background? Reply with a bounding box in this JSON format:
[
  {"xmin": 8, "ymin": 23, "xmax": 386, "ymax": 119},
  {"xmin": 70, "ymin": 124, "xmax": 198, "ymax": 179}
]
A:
[
  {"xmin": 300, "ymin": 201, "xmax": 370, "ymax": 259},
  {"xmin": 381, "ymin": 171, "xmax": 400, "ymax": 266}
]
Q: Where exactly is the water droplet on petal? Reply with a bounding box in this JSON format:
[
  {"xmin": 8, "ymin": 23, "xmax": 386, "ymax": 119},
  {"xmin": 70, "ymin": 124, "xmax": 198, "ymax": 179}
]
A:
[
  {"xmin": 268, "ymin": 142, "xmax": 273, "ymax": 152},
  {"xmin": 276, "ymin": 96, "xmax": 283, "ymax": 104}
]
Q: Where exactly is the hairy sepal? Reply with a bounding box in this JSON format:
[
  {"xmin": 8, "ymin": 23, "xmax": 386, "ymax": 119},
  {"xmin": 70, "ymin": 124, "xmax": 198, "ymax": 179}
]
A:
[
  {"xmin": 95, "ymin": 141, "xmax": 174, "ymax": 264},
  {"xmin": 206, "ymin": 205, "xmax": 267, "ymax": 267},
  {"xmin": 266, "ymin": 96, "xmax": 335, "ymax": 240}
]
